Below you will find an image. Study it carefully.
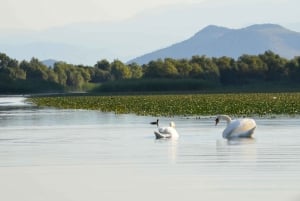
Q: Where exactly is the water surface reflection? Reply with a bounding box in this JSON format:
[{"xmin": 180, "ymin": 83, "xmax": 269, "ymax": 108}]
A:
[{"xmin": 0, "ymin": 97, "xmax": 300, "ymax": 201}]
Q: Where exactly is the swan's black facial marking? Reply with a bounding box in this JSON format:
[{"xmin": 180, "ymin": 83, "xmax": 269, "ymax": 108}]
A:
[{"xmin": 215, "ymin": 118, "xmax": 219, "ymax": 126}]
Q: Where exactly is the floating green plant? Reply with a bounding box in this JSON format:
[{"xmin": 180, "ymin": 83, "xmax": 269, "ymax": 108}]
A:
[{"xmin": 29, "ymin": 93, "xmax": 300, "ymax": 116}]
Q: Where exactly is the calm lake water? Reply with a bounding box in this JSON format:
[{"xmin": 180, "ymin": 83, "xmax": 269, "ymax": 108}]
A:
[{"xmin": 0, "ymin": 96, "xmax": 300, "ymax": 201}]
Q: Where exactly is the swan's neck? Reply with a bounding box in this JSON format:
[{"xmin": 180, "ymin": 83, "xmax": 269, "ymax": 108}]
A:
[{"xmin": 219, "ymin": 115, "xmax": 232, "ymax": 124}]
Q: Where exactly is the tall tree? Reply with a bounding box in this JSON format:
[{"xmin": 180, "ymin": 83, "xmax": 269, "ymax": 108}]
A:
[
  {"xmin": 259, "ymin": 51, "xmax": 288, "ymax": 81},
  {"xmin": 20, "ymin": 58, "xmax": 49, "ymax": 81},
  {"xmin": 237, "ymin": 54, "xmax": 267, "ymax": 80},
  {"xmin": 53, "ymin": 62, "xmax": 68, "ymax": 85},
  {"xmin": 95, "ymin": 59, "xmax": 111, "ymax": 71},
  {"xmin": 128, "ymin": 63, "xmax": 143, "ymax": 79},
  {"xmin": 176, "ymin": 59, "xmax": 192, "ymax": 78},
  {"xmin": 111, "ymin": 60, "xmax": 132, "ymax": 80},
  {"xmin": 214, "ymin": 56, "xmax": 238, "ymax": 84},
  {"xmin": 286, "ymin": 56, "xmax": 300, "ymax": 83},
  {"xmin": 190, "ymin": 55, "xmax": 220, "ymax": 81},
  {"xmin": 0, "ymin": 53, "xmax": 18, "ymax": 68}
]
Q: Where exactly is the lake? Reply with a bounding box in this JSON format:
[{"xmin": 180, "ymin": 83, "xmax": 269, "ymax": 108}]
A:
[{"xmin": 0, "ymin": 96, "xmax": 300, "ymax": 201}]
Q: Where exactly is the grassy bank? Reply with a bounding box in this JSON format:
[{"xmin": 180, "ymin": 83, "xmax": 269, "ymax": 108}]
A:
[
  {"xmin": 93, "ymin": 79, "xmax": 219, "ymax": 93},
  {"xmin": 92, "ymin": 79, "xmax": 300, "ymax": 94},
  {"xmin": 30, "ymin": 93, "xmax": 300, "ymax": 117}
]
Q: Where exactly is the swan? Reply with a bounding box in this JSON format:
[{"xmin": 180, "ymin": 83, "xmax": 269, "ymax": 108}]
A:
[
  {"xmin": 215, "ymin": 115, "xmax": 256, "ymax": 139},
  {"xmin": 153, "ymin": 121, "xmax": 179, "ymax": 139}
]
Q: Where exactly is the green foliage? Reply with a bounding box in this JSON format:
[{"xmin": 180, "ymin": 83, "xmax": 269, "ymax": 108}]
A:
[
  {"xmin": 128, "ymin": 62, "xmax": 143, "ymax": 79},
  {"xmin": 143, "ymin": 59, "xmax": 179, "ymax": 78},
  {"xmin": 259, "ymin": 50, "xmax": 288, "ymax": 81},
  {"xmin": 30, "ymin": 93, "xmax": 300, "ymax": 116},
  {"xmin": 110, "ymin": 59, "xmax": 132, "ymax": 80},
  {"xmin": 0, "ymin": 79, "xmax": 63, "ymax": 93},
  {"xmin": 20, "ymin": 58, "xmax": 49, "ymax": 80},
  {"xmin": 90, "ymin": 68, "xmax": 111, "ymax": 82},
  {"xmin": 176, "ymin": 59, "xmax": 193, "ymax": 78},
  {"xmin": 95, "ymin": 79, "xmax": 218, "ymax": 92},
  {"xmin": 53, "ymin": 62, "xmax": 92, "ymax": 90},
  {"xmin": 95, "ymin": 59, "xmax": 111, "ymax": 71},
  {"xmin": 286, "ymin": 56, "xmax": 300, "ymax": 83},
  {"xmin": 190, "ymin": 55, "xmax": 220, "ymax": 80},
  {"xmin": 0, "ymin": 53, "xmax": 18, "ymax": 68},
  {"xmin": 214, "ymin": 56, "xmax": 238, "ymax": 84},
  {"xmin": 1, "ymin": 50, "xmax": 300, "ymax": 93}
]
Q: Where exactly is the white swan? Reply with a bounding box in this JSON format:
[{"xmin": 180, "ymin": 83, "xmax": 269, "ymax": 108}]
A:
[
  {"xmin": 215, "ymin": 115, "xmax": 256, "ymax": 139},
  {"xmin": 154, "ymin": 121, "xmax": 179, "ymax": 139}
]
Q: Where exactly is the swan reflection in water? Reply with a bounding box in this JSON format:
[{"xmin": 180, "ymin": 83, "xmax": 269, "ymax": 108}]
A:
[
  {"xmin": 154, "ymin": 135, "xmax": 178, "ymax": 163},
  {"xmin": 216, "ymin": 137, "xmax": 257, "ymax": 162},
  {"xmin": 226, "ymin": 137, "xmax": 257, "ymax": 145},
  {"xmin": 150, "ymin": 119, "xmax": 179, "ymax": 162}
]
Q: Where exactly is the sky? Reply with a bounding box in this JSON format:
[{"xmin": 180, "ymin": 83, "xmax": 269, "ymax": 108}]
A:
[
  {"xmin": 0, "ymin": 0, "xmax": 201, "ymax": 30},
  {"xmin": 0, "ymin": 0, "xmax": 300, "ymax": 64},
  {"xmin": 1, "ymin": 0, "xmax": 299, "ymax": 31}
]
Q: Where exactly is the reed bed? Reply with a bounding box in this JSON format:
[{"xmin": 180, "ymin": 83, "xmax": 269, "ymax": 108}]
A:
[{"xmin": 30, "ymin": 93, "xmax": 300, "ymax": 116}]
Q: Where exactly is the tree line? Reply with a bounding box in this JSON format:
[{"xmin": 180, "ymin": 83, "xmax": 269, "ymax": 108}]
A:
[{"xmin": 1, "ymin": 50, "xmax": 300, "ymax": 93}]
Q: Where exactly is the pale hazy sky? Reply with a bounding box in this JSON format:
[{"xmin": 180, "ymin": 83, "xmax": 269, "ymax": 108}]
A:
[
  {"xmin": 1, "ymin": 0, "xmax": 300, "ymax": 31},
  {"xmin": 1, "ymin": 0, "xmax": 300, "ymax": 64},
  {"xmin": 0, "ymin": 0, "xmax": 201, "ymax": 30}
]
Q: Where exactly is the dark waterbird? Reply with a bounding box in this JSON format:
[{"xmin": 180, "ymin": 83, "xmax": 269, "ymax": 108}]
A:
[{"xmin": 150, "ymin": 119, "xmax": 159, "ymax": 127}]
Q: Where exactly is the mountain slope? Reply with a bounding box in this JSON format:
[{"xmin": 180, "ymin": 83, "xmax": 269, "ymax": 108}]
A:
[
  {"xmin": 129, "ymin": 24, "xmax": 300, "ymax": 65},
  {"xmin": 42, "ymin": 59, "xmax": 57, "ymax": 68}
]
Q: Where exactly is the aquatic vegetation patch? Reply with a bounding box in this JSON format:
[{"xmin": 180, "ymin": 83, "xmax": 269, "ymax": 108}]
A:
[{"xmin": 30, "ymin": 93, "xmax": 300, "ymax": 116}]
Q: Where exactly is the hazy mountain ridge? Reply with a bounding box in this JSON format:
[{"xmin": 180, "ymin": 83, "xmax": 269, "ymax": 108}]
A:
[
  {"xmin": 129, "ymin": 24, "xmax": 300, "ymax": 65},
  {"xmin": 0, "ymin": 5, "xmax": 194, "ymax": 65},
  {"xmin": 42, "ymin": 59, "xmax": 57, "ymax": 68}
]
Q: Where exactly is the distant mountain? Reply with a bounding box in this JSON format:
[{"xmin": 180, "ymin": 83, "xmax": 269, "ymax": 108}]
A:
[
  {"xmin": 128, "ymin": 24, "xmax": 300, "ymax": 65},
  {"xmin": 42, "ymin": 59, "xmax": 57, "ymax": 68},
  {"xmin": 0, "ymin": 41, "xmax": 106, "ymax": 65},
  {"xmin": 0, "ymin": 4, "xmax": 198, "ymax": 65}
]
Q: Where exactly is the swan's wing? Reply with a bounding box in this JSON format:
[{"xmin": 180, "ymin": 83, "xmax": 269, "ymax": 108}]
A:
[
  {"xmin": 237, "ymin": 118, "xmax": 256, "ymax": 132},
  {"xmin": 154, "ymin": 127, "xmax": 179, "ymax": 139},
  {"xmin": 223, "ymin": 120, "xmax": 241, "ymax": 138},
  {"xmin": 154, "ymin": 131, "xmax": 171, "ymax": 139},
  {"xmin": 224, "ymin": 119, "xmax": 256, "ymax": 138},
  {"xmin": 236, "ymin": 118, "xmax": 256, "ymax": 137},
  {"xmin": 237, "ymin": 127, "xmax": 256, "ymax": 138},
  {"xmin": 158, "ymin": 127, "xmax": 172, "ymax": 134}
]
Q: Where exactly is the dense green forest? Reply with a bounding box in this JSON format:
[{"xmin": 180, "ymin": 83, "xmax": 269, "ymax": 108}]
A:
[{"xmin": 1, "ymin": 50, "xmax": 300, "ymax": 93}]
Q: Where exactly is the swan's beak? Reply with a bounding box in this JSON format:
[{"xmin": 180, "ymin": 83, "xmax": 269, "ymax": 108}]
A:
[{"xmin": 215, "ymin": 118, "xmax": 219, "ymax": 126}]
